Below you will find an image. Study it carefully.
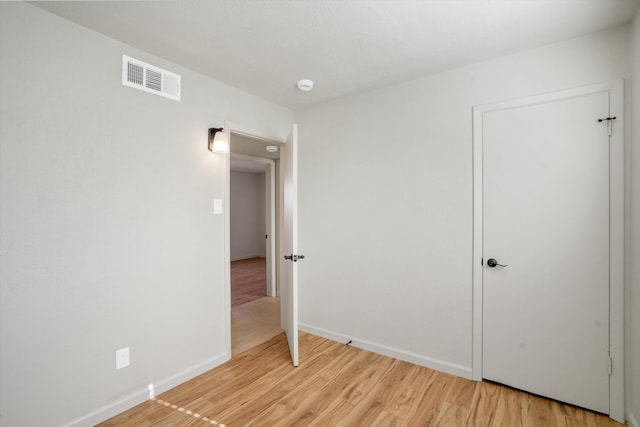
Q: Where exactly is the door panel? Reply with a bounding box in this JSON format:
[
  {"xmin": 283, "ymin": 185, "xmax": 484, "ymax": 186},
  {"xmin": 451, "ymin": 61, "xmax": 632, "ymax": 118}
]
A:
[
  {"xmin": 280, "ymin": 124, "xmax": 299, "ymax": 366},
  {"xmin": 482, "ymin": 92, "xmax": 610, "ymax": 413}
]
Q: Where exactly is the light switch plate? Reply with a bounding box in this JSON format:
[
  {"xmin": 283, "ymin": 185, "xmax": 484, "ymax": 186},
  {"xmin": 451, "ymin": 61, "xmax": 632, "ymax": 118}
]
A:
[
  {"xmin": 116, "ymin": 347, "xmax": 130, "ymax": 370},
  {"xmin": 213, "ymin": 198, "xmax": 223, "ymax": 214}
]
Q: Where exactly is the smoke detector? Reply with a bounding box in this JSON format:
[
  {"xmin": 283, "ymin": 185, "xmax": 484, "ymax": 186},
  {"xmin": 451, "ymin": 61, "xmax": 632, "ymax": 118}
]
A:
[
  {"xmin": 266, "ymin": 145, "xmax": 279, "ymax": 153},
  {"xmin": 297, "ymin": 79, "xmax": 314, "ymax": 91}
]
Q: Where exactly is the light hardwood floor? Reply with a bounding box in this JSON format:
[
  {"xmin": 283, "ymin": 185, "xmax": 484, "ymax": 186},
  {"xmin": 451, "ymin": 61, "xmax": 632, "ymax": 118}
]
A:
[
  {"xmin": 231, "ymin": 257, "xmax": 267, "ymax": 307},
  {"xmin": 232, "ymin": 296, "xmax": 281, "ymax": 355},
  {"xmin": 97, "ymin": 332, "xmax": 625, "ymax": 426},
  {"xmin": 230, "ymin": 256, "xmax": 283, "ymax": 355}
]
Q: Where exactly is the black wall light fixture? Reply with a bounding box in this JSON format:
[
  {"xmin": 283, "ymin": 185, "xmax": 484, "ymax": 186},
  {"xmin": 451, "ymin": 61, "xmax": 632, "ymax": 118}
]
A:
[{"xmin": 208, "ymin": 128, "xmax": 229, "ymax": 153}]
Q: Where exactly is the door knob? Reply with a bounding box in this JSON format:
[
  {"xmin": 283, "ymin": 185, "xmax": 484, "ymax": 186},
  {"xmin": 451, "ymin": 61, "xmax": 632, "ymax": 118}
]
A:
[{"xmin": 487, "ymin": 258, "xmax": 508, "ymax": 268}]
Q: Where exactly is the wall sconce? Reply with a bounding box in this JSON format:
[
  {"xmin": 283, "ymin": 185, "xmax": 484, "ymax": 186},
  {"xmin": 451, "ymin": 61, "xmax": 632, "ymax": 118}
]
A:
[{"xmin": 208, "ymin": 128, "xmax": 229, "ymax": 153}]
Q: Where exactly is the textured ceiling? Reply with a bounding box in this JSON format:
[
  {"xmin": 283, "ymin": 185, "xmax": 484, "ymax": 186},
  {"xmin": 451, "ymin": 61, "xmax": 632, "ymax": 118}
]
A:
[{"xmin": 32, "ymin": 0, "xmax": 639, "ymax": 109}]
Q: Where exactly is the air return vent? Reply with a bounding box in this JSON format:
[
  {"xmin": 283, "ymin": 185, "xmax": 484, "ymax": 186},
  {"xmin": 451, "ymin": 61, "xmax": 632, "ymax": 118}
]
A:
[{"xmin": 122, "ymin": 55, "xmax": 181, "ymax": 101}]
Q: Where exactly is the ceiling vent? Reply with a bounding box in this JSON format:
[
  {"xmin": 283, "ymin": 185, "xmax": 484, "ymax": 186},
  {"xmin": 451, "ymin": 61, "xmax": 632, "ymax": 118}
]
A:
[{"xmin": 122, "ymin": 55, "xmax": 181, "ymax": 101}]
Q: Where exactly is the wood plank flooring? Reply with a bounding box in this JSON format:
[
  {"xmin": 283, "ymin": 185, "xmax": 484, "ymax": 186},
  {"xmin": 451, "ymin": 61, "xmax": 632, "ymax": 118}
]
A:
[
  {"xmin": 232, "ymin": 296, "xmax": 281, "ymax": 355},
  {"xmin": 97, "ymin": 333, "xmax": 625, "ymax": 427},
  {"xmin": 231, "ymin": 258, "xmax": 267, "ymax": 307},
  {"xmin": 231, "ymin": 256, "xmax": 282, "ymax": 354}
]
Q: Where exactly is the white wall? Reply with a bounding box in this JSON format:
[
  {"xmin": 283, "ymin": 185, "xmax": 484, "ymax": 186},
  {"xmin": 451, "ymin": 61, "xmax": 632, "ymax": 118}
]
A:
[
  {"xmin": 231, "ymin": 171, "xmax": 266, "ymax": 260},
  {"xmin": 628, "ymin": 8, "xmax": 640, "ymax": 427},
  {"xmin": 296, "ymin": 26, "xmax": 629, "ymax": 379},
  {"xmin": 0, "ymin": 3, "xmax": 293, "ymax": 426}
]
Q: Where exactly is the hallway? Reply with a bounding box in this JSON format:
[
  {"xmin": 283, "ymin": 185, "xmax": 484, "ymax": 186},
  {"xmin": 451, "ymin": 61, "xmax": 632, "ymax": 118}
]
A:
[{"xmin": 231, "ymin": 257, "xmax": 282, "ymax": 355}]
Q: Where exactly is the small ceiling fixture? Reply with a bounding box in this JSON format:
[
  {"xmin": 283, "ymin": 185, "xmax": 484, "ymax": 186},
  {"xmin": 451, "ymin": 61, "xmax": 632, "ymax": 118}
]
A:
[
  {"xmin": 208, "ymin": 128, "xmax": 229, "ymax": 153},
  {"xmin": 297, "ymin": 79, "xmax": 314, "ymax": 91},
  {"xmin": 266, "ymin": 145, "xmax": 278, "ymax": 153}
]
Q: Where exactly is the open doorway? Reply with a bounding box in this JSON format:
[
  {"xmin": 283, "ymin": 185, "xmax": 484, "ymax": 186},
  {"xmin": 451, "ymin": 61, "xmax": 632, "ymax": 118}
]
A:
[{"xmin": 229, "ymin": 132, "xmax": 282, "ymax": 355}]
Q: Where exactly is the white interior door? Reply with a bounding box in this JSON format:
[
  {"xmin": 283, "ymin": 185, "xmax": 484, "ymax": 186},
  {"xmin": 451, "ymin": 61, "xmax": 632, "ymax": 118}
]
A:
[
  {"xmin": 280, "ymin": 124, "xmax": 299, "ymax": 366},
  {"xmin": 482, "ymin": 92, "xmax": 611, "ymax": 413}
]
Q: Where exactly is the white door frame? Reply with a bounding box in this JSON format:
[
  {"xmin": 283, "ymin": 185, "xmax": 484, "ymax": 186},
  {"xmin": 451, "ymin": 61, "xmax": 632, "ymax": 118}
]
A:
[
  {"xmin": 223, "ymin": 121, "xmax": 285, "ymax": 358},
  {"xmin": 230, "ymin": 152, "xmax": 277, "ymax": 297},
  {"xmin": 471, "ymin": 81, "xmax": 624, "ymax": 422}
]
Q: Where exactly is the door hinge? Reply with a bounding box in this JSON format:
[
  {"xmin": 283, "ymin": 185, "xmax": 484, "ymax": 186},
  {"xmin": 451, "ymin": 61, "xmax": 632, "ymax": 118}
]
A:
[
  {"xmin": 598, "ymin": 116, "xmax": 616, "ymax": 136},
  {"xmin": 608, "ymin": 357, "xmax": 613, "ymax": 376}
]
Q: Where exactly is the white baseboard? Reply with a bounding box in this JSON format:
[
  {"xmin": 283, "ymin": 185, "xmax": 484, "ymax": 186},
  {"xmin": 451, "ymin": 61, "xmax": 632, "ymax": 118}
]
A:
[
  {"xmin": 62, "ymin": 352, "xmax": 229, "ymax": 427},
  {"xmin": 627, "ymin": 409, "xmax": 639, "ymax": 427},
  {"xmin": 299, "ymin": 323, "xmax": 472, "ymax": 380}
]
